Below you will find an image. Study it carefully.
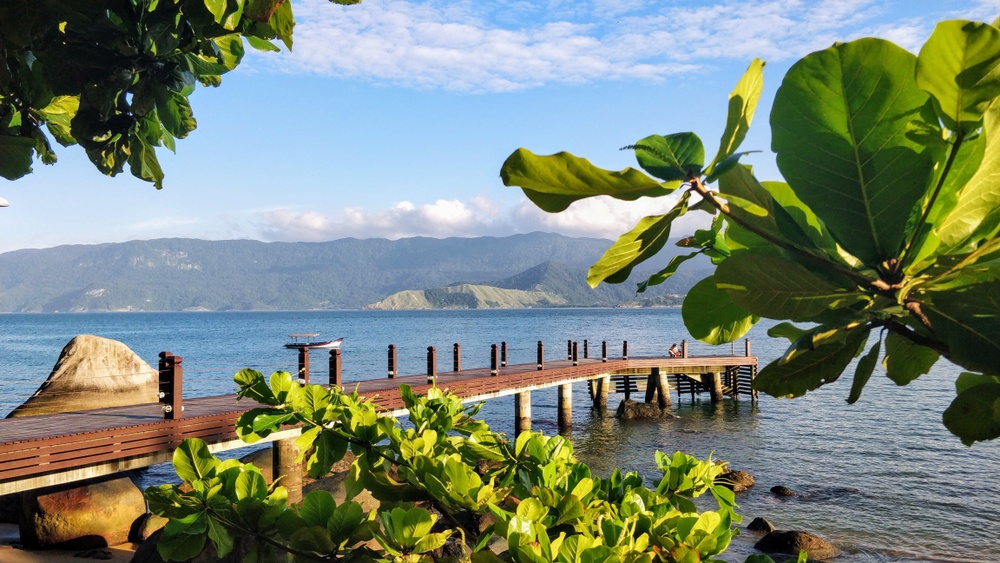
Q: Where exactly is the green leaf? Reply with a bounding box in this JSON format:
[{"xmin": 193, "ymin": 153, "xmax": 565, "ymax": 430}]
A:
[
  {"xmin": 207, "ymin": 517, "xmax": 234, "ymax": 558},
  {"xmin": 715, "ymin": 250, "xmax": 863, "ymax": 321},
  {"xmin": 327, "ymin": 502, "xmax": 365, "ymax": 544},
  {"xmin": 771, "ymin": 38, "xmax": 938, "ymax": 265},
  {"xmin": 245, "ymin": 35, "xmax": 280, "ymax": 52},
  {"xmin": 717, "ymin": 165, "xmax": 816, "ymax": 253},
  {"xmin": 37, "ymin": 95, "xmax": 79, "ymax": 147},
  {"xmin": 204, "ymin": 0, "xmax": 228, "ymax": 23},
  {"xmin": 155, "ymin": 90, "xmax": 196, "ymax": 139},
  {"xmin": 754, "ymin": 326, "xmax": 870, "ymax": 398},
  {"xmin": 500, "ymin": 148, "xmax": 675, "ymax": 213},
  {"xmin": 682, "ymin": 275, "xmax": 758, "ymax": 345},
  {"xmin": 156, "ymin": 528, "xmax": 207, "ymax": 561},
  {"xmin": 413, "ymin": 531, "xmax": 452, "ymax": 554},
  {"xmin": 637, "ymin": 251, "xmax": 700, "ymax": 293},
  {"xmin": 174, "ymin": 438, "xmax": 218, "ymax": 483},
  {"xmin": 955, "ymin": 372, "xmax": 1000, "ymax": 394},
  {"xmin": 306, "ymin": 430, "xmax": 348, "ymax": 478},
  {"xmin": 289, "ymin": 525, "xmax": 336, "ymax": 555},
  {"xmin": 882, "ymin": 331, "xmax": 939, "ymax": 385},
  {"xmin": 587, "ymin": 192, "xmax": 690, "ymax": 287},
  {"xmin": 943, "ymin": 381, "xmax": 1000, "ymax": 445},
  {"xmin": 299, "ymin": 490, "xmax": 336, "ymax": 527},
  {"xmin": 848, "ymin": 338, "xmax": 881, "ymax": 404},
  {"xmin": 234, "ymin": 469, "xmax": 268, "ymax": 501},
  {"xmin": 916, "ymin": 20, "xmax": 1000, "ymax": 133},
  {"xmin": 0, "ymin": 135, "xmax": 36, "ymax": 180},
  {"xmin": 235, "ymin": 368, "xmax": 275, "ymax": 404},
  {"xmin": 270, "ymin": 0, "xmax": 295, "ymax": 50},
  {"xmin": 707, "ymin": 58, "xmax": 765, "ymax": 177},
  {"xmin": 920, "ymin": 281, "xmax": 1000, "ymax": 375},
  {"xmin": 630, "ymin": 132, "xmax": 704, "ymax": 182},
  {"xmin": 936, "ymin": 104, "xmax": 1000, "ymax": 250},
  {"xmin": 127, "ymin": 128, "xmax": 164, "ymax": 189}
]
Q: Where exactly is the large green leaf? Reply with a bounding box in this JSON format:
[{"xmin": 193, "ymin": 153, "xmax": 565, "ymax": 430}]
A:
[
  {"xmin": 637, "ymin": 251, "xmax": 699, "ymax": 293},
  {"xmin": 500, "ymin": 148, "xmax": 675, "ymax": 213},
  {"xmin": 916, "ymin": 20, "xmax": 1000, "ymax": 133},
  {"xmin": 587, "ymin": 192, "xmax": 690, "ymax": 287},
  {"xmin": 681, "ymin": 275, "xmax": 758, "ymax": 344},
  {"xmin": 771, "ymin": 38, "xmax": 938, "ymax": 265},
  {"xmin": 942, "ymin": 380, "xmax": 1000, "ymax": 445},
  {"xmin": 0, "ymin": 134, "xmax": 35, "ymax": 180},
  {"xmin": 847, "ymin": 338, "xmax": 881, "ymax": 404},
  {"xmin": 174, "ymin": 438, "xmax": 218, "ymax": 483},
  {"xmin": 717, "ymin": 166, "xmax": 818, "ymax": 254},
  {"xmin": 936, "ymin": 104, "xmax": 1000, "ymax": 250},
  {"xmin": 631, "ymin": 132, "xmax": 704, "ymax": 182},
  {"xmin": 715, "ymin": 249, "xmax": 863, "ymax": 321},
  {"xmin": 754, "ymin": 326, "xmax": 870, "ymax": 398},
  {"xmin": 882, "ymin": 331, "xmax": 939, "ymax": 385},
  {"xmin": 920, "ymin": 281, "xmax": 1000, "ymax": 374},
  {"xmin": 706, "ymin": 58, "xmax": 765, "ymax": 179}
]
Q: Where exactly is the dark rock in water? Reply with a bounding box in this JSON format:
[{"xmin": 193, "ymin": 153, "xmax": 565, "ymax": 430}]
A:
[
  {"xmin": 718, "ymin": 469, "xmax": 755, "ymax": 492},
  {"xmin": 770, "ymin": 485, "xmax": 798, "ymax": 497},
  {"xmin": 7, "ymin": 334, "xmax": 159, "ymax": 418},
  {"xmin": 747, "ymin": 517, "xmax": 776, "ymax": 534},
  {"xmin": 755, "ymin": 530, "xmax": 840, "ymax": 561},
  {"xmin": 616, "ymin": 399, "xmax": 679, "ymax": 420},
  {"xmin": 20, "ymin": 475, "xmax": 146, "ymax": 548}
]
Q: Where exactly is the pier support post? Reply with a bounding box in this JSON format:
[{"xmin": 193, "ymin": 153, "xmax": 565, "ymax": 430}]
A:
[
  {"xmin": 273, "ymin": 438, "xmax": 302, "ymax": 504},
  {"xmin": 558, "ymin": 384, "xmax": 572, "ymax": 431},
  {"xmin": 594, "ymin": 374, "xmax": 610, "ymax": 409},
  {"xmin": 656, "ymin": 368, "xmax": 672, "ymax": 409},
  {"xmin": 644, "ymin": 370, "xmax": 657, "ymax": 404},
  {"xmin": 515, "ymin": 391, "xmax": 531, "ymax": 435},
  {"xmin": 297, "ymin": 347, "xmax": 309, "ymax": 385},
  {"xmin": 453, "ymin": 343, "xmax": 462, "ymax": 372},
  {"xmin": 427, "ymin": 346, "xmax": 437, "ymax": 384},
  {"xmin": 329, "ymin": 349, "xmax": 342, "ymax": 388},
  {"xmin": 387, "ymin": 345, "xmax": 397, "ymax": 379},
  {"xmin": 703, "ymin": 371, "xmax": 724, "ymax": 402}
]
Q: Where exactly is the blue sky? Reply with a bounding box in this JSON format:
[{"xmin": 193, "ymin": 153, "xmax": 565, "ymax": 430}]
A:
[{"xmin": 1, "ymin": 0, "xmax": 997, "ymax": 251}]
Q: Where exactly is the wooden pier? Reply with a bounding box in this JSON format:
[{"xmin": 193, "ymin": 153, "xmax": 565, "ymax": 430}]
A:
[{"xmin": 0, "ymin": 340, "xmax": 756, "ymax": 496}]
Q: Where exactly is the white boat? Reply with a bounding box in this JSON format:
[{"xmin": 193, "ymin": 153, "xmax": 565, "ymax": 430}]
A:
[{"xmin": 284, "ymin": 334, "xmax": 343, "ymax": 349}]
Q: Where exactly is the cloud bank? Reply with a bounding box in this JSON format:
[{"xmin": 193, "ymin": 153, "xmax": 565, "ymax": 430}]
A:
[{"xmin": 256, "ymin": 0, "xmax": 959, "ymax": 91}]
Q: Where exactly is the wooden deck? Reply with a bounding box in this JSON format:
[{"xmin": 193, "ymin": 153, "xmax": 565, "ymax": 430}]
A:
[{"xmin": 0, "ymin": 355, "xmax": 756, "ymax": 495}]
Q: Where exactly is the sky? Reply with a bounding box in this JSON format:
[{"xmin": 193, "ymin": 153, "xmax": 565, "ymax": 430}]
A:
[{"xmin": 1, "ymin": 0, "xmax": 998, "ymax": 252}]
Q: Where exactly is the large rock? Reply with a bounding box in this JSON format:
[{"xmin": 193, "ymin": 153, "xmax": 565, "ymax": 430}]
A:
[
  {"xmin": 20, "ymin": 475, "xmax": 147, "ymax": 549},
  {"xmin": 615, "ymin": 399, "xmax": 679, "ymax": 420},
  {"xmin": 718, "ymin": 469, "xmax": 755, "ymax": 492},
  {"xmin": 7, "ymin": 334, "xmax": 159, "ymax": 417},
  {"xmin": 755, "ymin": 530, "xmax": 840, "ymax": 561}
]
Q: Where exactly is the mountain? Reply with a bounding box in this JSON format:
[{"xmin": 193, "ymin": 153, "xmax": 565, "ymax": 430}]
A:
[{"xmin": 0, "ymin": 233, "xmax": 707, "ymax": 312}]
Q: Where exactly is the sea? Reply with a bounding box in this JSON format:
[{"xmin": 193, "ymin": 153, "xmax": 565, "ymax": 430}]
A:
[{"xmin": 0, "ymin": 309, "xmax": 996, "ymax": 563}]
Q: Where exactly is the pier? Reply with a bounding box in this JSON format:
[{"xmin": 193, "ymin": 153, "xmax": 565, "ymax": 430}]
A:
[{"xmin": 0, "ymin": 339, "xmax": 756, "ymax": 496}]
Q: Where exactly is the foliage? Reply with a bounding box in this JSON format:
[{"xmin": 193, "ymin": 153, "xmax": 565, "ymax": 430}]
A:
[
  {"xmin": 146, "ymin": 370, "xmax": 758, "ymax": 562},
  {"xmin": 500, "ymin": 20, "xmax": 1000, "ymax": 444},
  {"xmin": 0, "ymin": 0, "xmax": 358, "ymax": 187}
]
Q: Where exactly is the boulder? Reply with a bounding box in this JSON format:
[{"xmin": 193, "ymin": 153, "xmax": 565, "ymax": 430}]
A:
[
  {"xmin": 770, "ymin": 485, "xmax": 798, "ymax": 497},
  {"xmin": 747, "ymin": 517, "xmax": 776, "ymax": 534},
  {"xmin": 616, "ymin": 399, "xmax": 679, "ymax": 420},
  {"xmin": 20, "ymin": 475, "xmax": 147, "ymax": 549},
  {"xmin": 7, "ymin": 334, "xmax": 159, "ymax": 418},
  {"xmin": 718, "ymin": 469, "xmax": 755, "ymax": 492},
  {"xmin": 755, "ymin": 530, "xmax": 840, "ymax": 561}
]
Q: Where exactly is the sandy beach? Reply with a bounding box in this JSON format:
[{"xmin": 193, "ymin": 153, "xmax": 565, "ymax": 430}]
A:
[{"xmin": 0, "ymin": 525, "xmax": 137, "ymax": 563}]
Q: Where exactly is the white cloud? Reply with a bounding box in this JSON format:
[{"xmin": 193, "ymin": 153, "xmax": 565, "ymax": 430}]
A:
[
  {"xmin": 249, "ymin": 0, "xmax": 967, "ymax": 92},
  {"xmin": 255, "ymin": 193, "xmax": 712, "ymax": 243}
]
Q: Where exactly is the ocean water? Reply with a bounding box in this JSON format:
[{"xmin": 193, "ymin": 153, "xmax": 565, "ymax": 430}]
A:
[{"xmin": 0, "ymin": 309, "xmax": 996, "ymax": 562}]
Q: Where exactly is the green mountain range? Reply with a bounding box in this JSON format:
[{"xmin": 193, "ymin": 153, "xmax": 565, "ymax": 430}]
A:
[{"xmin": 0, "ymin": 233, "xmax": 707, "ymax": 312}]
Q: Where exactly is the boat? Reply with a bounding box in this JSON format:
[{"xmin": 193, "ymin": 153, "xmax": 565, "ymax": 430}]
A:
[{"xmin": 284, "ymin": 334, "xmax": 344, "ymax": 349}]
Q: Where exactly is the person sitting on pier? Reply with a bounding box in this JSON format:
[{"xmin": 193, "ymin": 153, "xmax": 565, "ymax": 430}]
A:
[{"xmin": 669, "ymin": 343, "xmax": 681, "ymax": 357}]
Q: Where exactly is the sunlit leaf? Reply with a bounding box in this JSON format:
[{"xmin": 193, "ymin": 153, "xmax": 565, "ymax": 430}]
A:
[
  {"xmin": 706, "ymin": 58, "xmax": 765, "ymax": 178},
  {"xmin": 174, "ymin": 438, "xmax": 218, "ymax": 483},
  {"xmin": 754, "ymin": 326, "xmax": 870, "ymax": 397},
  {"xmin": 682, "ymin": 275, "xmax": 758, "ymax": 344},
  {"xmin": 630, "ymin": 132, "xmax": 704, "ymax": 182},
  {"xmin": 882, "ymin": 331, "xmax": 939, "ymax": 385}
]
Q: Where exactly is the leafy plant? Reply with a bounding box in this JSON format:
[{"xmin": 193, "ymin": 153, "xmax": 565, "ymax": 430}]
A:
[
  {"xmin": 500, "ymin": 19, "xmax": 1000, "ymax": 445},
  {"xmin": 0, "ymin": 0, "xmax": 359, "ymax": 186},
  {"xmin": 147, "ymin": 371, "xmax": 756, "ymax": 562}
]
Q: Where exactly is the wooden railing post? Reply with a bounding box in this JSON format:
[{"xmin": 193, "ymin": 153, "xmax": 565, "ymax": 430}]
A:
[
  {"xmin": 329, "ymin": 349, "xmax": 342, "ymax": 388},
  {"xmin": 601, "ymin": 340, "xmax": 608, "ymax": 363},
  {"xmin": 297, "ymin": 347, "xmax": 310, "ymax": 386},
  {"xmin": 427, "ymin": 346, "xmax": 436, "ymax": 384},
  {"xmin": 491, "ymin": 344, "xmax": 499, "ymax": 376},
  {"xmin": 501, "ymin": 341, "xmax": 508, "ymax": 367},
  {"xmin": 158, "ymin": 352, "xmax": 183, "ymax": 420},
  {"xmin": 567, "ymin": 340, "xmax": 572, "ymax": 360},
  {"xmin": 453, "ymin": 343, "xmax": 462, "ymax": 372},
  {"xmin": 682, "ymin": 339, "xmax": 688, "ymax": 358},
  {"xmin": 387, "ymin": 344, "xmax": 397, "ymax": 379},
  {"xmin": 745, "ymin": 338, "xmax": 751, "ymax": 357},
  {"xmin": 583, "ymin": 339, "xmax": 589, "ymax": 359},
  {"xmin": 537, "ymin": 340, "xmax": 544, "ymax": 371},
  {"xmin": 572, "ymin": 341, "xmax": 578, "ymax": 366},
  {"xmin": 623, "ymin": 340, "xmax": 629, "ymax": 360}
]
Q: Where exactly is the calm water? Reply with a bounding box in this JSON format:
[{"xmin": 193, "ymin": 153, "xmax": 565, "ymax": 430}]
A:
[{"xmin": 0, "ymin": 309, "xmax": 996, "ymax": 562}]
